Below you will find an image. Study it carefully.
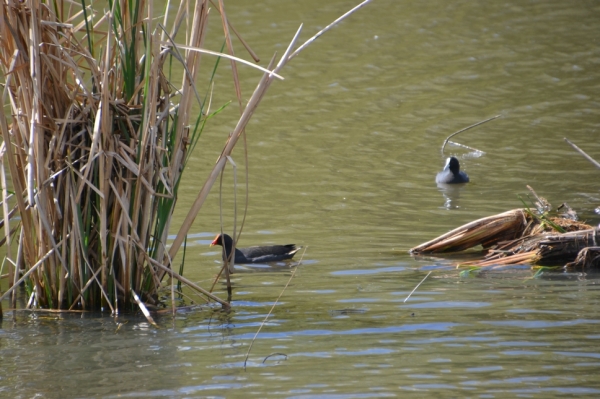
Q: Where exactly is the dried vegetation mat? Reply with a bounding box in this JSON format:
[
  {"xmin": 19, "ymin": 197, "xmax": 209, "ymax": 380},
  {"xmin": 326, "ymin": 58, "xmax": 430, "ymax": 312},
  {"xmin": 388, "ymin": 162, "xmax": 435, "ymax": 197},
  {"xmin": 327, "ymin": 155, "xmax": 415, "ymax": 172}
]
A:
[{"xmin": 410, "ymin": 208, "xmax": 599, "ymax": 271}]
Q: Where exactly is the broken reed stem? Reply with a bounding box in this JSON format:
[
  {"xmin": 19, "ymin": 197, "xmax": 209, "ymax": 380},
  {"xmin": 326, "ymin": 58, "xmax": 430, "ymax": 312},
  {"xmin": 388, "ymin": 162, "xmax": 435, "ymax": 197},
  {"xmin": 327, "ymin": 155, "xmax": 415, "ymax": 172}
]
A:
[
  {"xmin": 288, "ymin": 0, "xmax": 373, "ymax": 60},
  {"xmin": 168, "ymin": 43, "xmax": 283, "ymax": 80},
  {"xmin": 243, "ymin": 246, "xmax": 308, "ymax": 370},
  {"xmin": 564, "ymin": 137, "xmax": 600, "ymax": 170},
  {"xmin": 131, "ymin": 289, "xmax": 158, "ymax": 328},
  {"xmin": 216, "ymin": 0, "xmax": 252, "ymax": 282},
  {"xmin": 217, "ymin": 158, "xmax": 233, "ymax": 299},
  {"xmin": 410, "ymin": 209, "xmax": 528, "ymax": 254},
  {"xmin": 441, "ymin": 115, "xmax": 501, "ymax": 154},
  {"xmin": 0, "ymin": 240, "xmax": 63, "ymax": 304},
  {"xmin": 226, "ymin": 156, "xmax": 237, "ymax": 297},
  {"xmin": 219, "ymin": 0, "xmax": 243, "ymax": 109},
  {"xmin": 2, "ymin": 308, "xmax": 88, "ymax": 313},
  {"xmin": 209, "ymin": 0, "xmax": 260, "ymax": 62},
  {"xmin": 143, "ymin": 252, "xmax": 231, "ymax": 309},
  {"xmin": 404, "ymin": 271, "xmax": 432, "ymax": 303}
]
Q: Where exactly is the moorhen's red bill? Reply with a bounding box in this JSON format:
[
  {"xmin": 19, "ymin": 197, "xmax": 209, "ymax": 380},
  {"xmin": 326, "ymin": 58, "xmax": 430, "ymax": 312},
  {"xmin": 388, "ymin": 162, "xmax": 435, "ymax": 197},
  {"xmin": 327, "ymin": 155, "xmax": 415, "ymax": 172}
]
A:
[{"xmin": 210, "ymin": 233, "xmax": 300, "ymax": 264}]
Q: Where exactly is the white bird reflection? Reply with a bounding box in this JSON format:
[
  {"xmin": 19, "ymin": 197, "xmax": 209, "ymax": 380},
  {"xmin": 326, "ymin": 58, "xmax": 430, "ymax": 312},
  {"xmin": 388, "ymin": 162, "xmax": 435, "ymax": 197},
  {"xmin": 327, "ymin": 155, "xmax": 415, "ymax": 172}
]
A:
[{"xmin": 437, "ymin": 182, "xmax": 467, "ymax": 209}]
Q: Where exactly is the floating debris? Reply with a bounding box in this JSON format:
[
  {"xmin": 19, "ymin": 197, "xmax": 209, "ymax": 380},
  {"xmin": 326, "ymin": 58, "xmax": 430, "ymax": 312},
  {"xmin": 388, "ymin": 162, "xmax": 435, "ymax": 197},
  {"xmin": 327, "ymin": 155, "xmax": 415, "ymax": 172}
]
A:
[
  {"xmin": 565, "ymin": 247, "xmax": 600, "ymax": 269},
  {"xmin": 409, "ymin": 209, "xmax": 532, "ymax": 254},
  {"xmin": 410, "ymin": 208, "xmax": 596, "ymax": 270}
]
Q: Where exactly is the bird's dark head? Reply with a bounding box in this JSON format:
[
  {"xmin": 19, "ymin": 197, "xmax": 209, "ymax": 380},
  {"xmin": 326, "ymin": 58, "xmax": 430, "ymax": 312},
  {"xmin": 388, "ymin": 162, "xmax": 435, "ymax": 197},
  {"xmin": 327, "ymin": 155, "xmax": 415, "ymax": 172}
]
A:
[
  {"xmin": 210, "ymin": 233, "xmax": 233, "ymax": 248},
  {"xmin": 445, "ymin": 156, "xmax": 461, "ymax": 175}
]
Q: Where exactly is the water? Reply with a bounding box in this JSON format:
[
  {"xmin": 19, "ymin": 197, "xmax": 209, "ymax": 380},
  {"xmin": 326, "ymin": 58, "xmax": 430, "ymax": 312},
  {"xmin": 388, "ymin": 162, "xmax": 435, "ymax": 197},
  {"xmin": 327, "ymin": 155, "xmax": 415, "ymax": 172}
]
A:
[{"xmin": 2, "ymin": 0, "xmax": 600, "ymax": 397}]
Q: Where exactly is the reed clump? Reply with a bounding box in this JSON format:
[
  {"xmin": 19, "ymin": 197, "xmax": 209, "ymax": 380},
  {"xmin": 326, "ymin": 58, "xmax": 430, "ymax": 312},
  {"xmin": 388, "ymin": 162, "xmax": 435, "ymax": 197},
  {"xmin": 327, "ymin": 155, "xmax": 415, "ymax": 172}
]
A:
[
  {"xmin": 0, "ymin": 0, "xmax": 371, "ymax": 316},
  {"xmin": 0, "ymin": 0, "xmax": 283, "ymax": 314},
  {"xmin": 0, "ymin": 0, "xmax": 229, "ymax": 313}
]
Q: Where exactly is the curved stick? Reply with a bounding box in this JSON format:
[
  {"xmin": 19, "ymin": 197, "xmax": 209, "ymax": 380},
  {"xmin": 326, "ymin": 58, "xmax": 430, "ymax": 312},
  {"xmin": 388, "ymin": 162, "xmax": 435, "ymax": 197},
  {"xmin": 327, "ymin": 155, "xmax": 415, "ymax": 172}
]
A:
[
  {"xmin": 564, "ymin": 138, "xmax": 600, "ymax": 170},
  {"xmin": 441, "ymin": 115, "xmax": 500, "ymax": 154}
]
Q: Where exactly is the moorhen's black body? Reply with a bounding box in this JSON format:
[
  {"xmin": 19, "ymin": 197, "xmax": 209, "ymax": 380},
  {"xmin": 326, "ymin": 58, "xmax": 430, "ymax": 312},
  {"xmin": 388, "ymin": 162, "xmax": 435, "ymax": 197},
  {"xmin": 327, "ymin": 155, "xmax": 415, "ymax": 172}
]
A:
[
  {"xmin": 210, "ymin": 233, "xmax": 300, "ymax": 264},
  {"xmin": 436, "ymin": 156, "xmax": 470, "ymax": 184}
]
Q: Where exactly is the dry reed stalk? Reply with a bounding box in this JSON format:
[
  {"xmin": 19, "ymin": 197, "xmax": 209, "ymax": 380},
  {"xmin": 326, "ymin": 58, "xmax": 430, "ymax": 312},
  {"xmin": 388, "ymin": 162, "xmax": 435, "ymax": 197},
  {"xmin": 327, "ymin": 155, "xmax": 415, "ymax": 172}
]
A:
[
  {"xmin": 564, "ymin": 138, "xmax": 600, "ymax": 170},
  {"xmin": 0, "ymin": 143, "xmax": 13, "ymax": 295},
  {"xmin": 209, "ymin": 0, "xmax": 260, "ymax": 62},
  {"xmin": 440, "ymin": 115, "xmax": 500, "ymax": 155},
  {"xmin": 404, "ymin": 271, "xmax": 432, "ymax": 302},
  {"xmin": 461, "ymin": 250, "xmax": 539, "ymax": 267},
  {"xmin": 409, "ymin": 209, "xmax": 530, "ymax": 254},
  {"xmin": 211, "ymin": 0, "xmax": 248, "ymax": 297}
]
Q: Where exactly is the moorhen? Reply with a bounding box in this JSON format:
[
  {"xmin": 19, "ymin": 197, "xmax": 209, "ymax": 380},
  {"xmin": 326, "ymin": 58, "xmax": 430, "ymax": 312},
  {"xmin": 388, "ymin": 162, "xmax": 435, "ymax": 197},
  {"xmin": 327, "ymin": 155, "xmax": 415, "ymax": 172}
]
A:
[
  {"xmin": 210, "ymin": 233, "xmax": 300, "ymax": 264},
  {"xmin": 436, "ymin": 156, "xmax": 469, "ymax": 184}
]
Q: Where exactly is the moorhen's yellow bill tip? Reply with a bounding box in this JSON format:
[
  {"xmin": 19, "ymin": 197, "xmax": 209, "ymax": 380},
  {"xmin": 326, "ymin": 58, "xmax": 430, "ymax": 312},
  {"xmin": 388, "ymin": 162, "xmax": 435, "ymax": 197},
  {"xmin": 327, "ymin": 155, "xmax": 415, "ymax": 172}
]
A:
[{"xmin": 210, "ymin": 234, "xmax": 221, "ymax": 246}]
